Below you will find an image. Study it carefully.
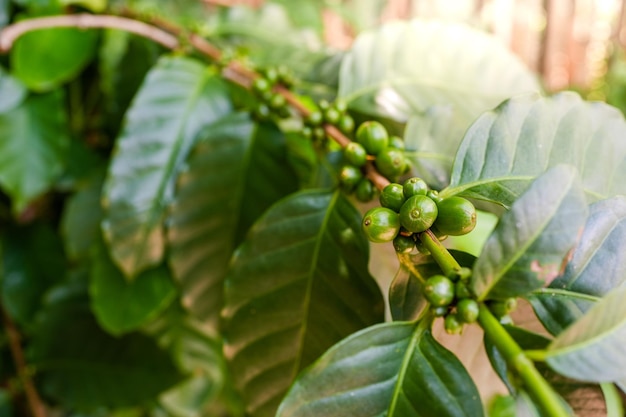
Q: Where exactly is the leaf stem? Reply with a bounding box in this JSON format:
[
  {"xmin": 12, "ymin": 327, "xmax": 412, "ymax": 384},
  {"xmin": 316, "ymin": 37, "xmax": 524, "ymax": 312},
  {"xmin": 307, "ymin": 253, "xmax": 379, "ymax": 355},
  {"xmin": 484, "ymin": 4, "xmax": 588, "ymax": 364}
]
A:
[
  {"xmin": 478, "ymin": 304, "xmax": 570, "ymax": 417},
  {"xmin": 418, "ymin": 229, "xmax": 461, "ymax": 276}
]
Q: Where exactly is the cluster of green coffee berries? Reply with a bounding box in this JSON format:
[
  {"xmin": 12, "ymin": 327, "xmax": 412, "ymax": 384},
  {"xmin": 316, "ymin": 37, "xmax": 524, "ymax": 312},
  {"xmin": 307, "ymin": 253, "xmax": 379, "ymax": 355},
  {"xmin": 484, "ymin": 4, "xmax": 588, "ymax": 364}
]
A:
[
  {"xmin": 250, "ymin": 66, "xmax": 295, "ymax": 121},
  {"xmin": 303, "ymin": 99, "xmax": 355, "ymax": 146},
  {"xmin": 361, "ymin": 177, "xmax": 477, "ymax": 253}
]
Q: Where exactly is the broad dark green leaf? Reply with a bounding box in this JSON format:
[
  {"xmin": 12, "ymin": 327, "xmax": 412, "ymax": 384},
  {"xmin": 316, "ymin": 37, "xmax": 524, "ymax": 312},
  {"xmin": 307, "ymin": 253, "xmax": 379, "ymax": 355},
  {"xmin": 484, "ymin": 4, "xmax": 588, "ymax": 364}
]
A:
[
  {"xmin": 338, "ymin": 19, "xmax": 539, "ymax": 138},
  {"xmin": 443, "ymin": 92, "xmax": 626, "ymax": 207},
  {"xmin": 11, "ymin": 27, "xmax": 98, "ymax": 92},
  {"xmin": 546, "ymin": 285, "xmax": 626, "ymax": 384},
  {"xmin": 222, "ymin": 190, "xmax": 384, "ymax": 417},
  {"xmin": 470, "ymin": 165, "xmax": 588, "ymax": 300},
  {"xmin": 390, "ymin": 251, "xmax": 475, "ymax": 321},
  {"xmin": 1, "ymin": 224, "xmax": 65, "ymax": 327},
  {"xmin": 0, "ymin": 66, "xmax": 27, "ymax": 113},
  {"xmin": 276, "ymin": 321, "xmax": 483, "ymax": 417},
  {"xmin": 529, "ymin": 196, "xmax": 626, "ymax": 335},
  {"xmin": 89, "ymin": 241, "xmax": 176, "ymax": 335},
  {"xmin": 29, "ymin": 285, "xmax": 184, "ymax": 410},
  {"xmin": 0, "ymin": 90, "xmax": 69, "ymax": 213},
  {"xmin": 167, "ymin": 114, "xmax": 298, "ymax": 327},
  {"xmin": 60, "ymin": 172, "xmax": 104, "ymax": 260},
  {"xmin": 102, "ymin": 56, "xmax": 232, "ymax": 278},
  {"xmin": 0, "ymin": 0, "xmax": 8, "ymax": 29}
]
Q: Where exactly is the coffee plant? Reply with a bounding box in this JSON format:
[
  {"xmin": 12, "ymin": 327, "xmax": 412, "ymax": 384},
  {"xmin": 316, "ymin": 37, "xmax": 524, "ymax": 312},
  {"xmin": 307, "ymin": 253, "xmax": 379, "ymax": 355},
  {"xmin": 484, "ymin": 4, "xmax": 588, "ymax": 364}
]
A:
[{"xmin": 1, "ymin": 1, "xmax": 626, "ymax": 416}]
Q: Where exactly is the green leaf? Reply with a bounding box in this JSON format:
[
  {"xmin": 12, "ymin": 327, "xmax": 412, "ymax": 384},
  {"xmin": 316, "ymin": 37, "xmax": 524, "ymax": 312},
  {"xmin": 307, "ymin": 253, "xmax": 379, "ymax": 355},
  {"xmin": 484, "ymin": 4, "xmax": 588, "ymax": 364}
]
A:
[
  {"xmin": 443, "ymin": 92, "xmax": 626, "ymax": 207},
  {"xmin": 0, "ymin": 90, "xmax": 69, "ymax": 213},
  {"xmin": 545, "ymin": 285, "xmax": 626, "ymax": 383},
  {"xmin": 60, "ymin": 172, "xmax": 105, "ymax": 260},
  {"xmin": 529, "ymin": 196, "xmax": 626, "ymax": 335},
  {"xmin": 1, "ymin": 224, "xmax": 66, "ymax": 327},
  {"xmin": 89, "ymin": 241, "xmax": 176, "ymax": 335},
  {"xmin": 0, "ymin": 66, "xmax": 27, "ymax": 113},
  {"xmin": 59, "ymin": 0, "xmax": 106, "ymax": 12},
  {"xmin": 338, "ymin": 19, "xmax": 539, "ymax": 137},
  {"xmin": 0, "ymin": 389, "xmax": 12, "ymax": 417},
  {"xmin": 0, "ymin": 0, "xmax": 8, "ymax": 28},
  {"xmin": 470, "ymin": 165, "xmax": 588, "ymax": 300},
  {"xmin": 167, "ymin": 114, "xmax": 298, "ymax": 326},
  {"xmin": 222, "ymin": 190, "xmax": 384, "ymax": 417},
  {"xmin": 11, "ymin": 27, "xmax": 98, "ymax": 92},
  {"xmin": 276, "ymin": 321, "xmax": 483, "ymax": 417},
  {"xmin": 30, "ymin": 285, "xmax": 184, "ymax": 410},
  {"xmin": 102, "ymin": 56, "xmax": 232, "ymax": 278}
]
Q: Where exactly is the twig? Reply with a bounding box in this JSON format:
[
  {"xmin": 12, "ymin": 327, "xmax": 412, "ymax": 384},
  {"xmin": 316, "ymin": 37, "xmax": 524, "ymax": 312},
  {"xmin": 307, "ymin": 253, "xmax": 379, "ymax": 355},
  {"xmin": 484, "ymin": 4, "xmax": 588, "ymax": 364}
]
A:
[
  {"xmin": 0, "ymin": 14, "xmax": 179, "ymax": 53},
  {"xmin": 1, "ymin": 308, "xmax": 47, "ymax": 417}
]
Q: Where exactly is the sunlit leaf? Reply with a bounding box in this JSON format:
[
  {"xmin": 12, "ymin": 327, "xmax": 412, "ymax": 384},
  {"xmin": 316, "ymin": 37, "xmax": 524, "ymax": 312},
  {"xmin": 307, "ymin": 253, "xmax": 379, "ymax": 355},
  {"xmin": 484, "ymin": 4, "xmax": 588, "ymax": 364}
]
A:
[
  {"xmin": 11, "ymin": 26, "xmax": 98, "ymax": 92},
  {"xmin": 530, "ymin": 196, "xmax": 626, "ymax": 335},
  {"xmin": 30, "ymin": 285, "xmax": 184, "ymax": 409},
  {"xmin": 546, "ymin": 285, "xmax": 626, "ymax": 383},
  {"xmin": 470, "ymin": 165, "xmax": 588, "ymax": 300},
  {"xmin": 102, "ymin": 56, "xmax": 232, "ymax": 278},
  {"xmin": 167, "ymin": 114, "xmax": 298, "ymax": 327},
  {"xmin": 89, "ymin": 241, "xmax": 176, "ymax": 335},
  {"xmin": 0, "ymin": 90, "xmax": 69, "ymax": 213},
  {"xmin": 339, "ymin": 19, "xmax": 539, "ymax": 144},
  {"xmin": 222, "ymin": 190, "xmax": 384, "ymax": 417},
  {"xmin": 443, "ymin": 92, "xmax": 626, "ymax": 207},
  {"xmin": 276, "ymin": 321, "xmax": 483, "ymax": 417}
]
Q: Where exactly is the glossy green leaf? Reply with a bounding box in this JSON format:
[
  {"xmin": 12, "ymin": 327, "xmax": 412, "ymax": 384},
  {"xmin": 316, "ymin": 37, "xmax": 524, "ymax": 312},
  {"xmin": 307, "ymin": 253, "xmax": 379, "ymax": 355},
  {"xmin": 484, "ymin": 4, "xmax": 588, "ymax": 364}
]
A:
[
  {"xmin": 470, "ymin": 165, "xmax": 588, "ymax": 300},
  {"xmin": 102, "ymin": 56, "xmax": 232, "ymax": 278},
  {"xmin": 222, "ymin": 190, "xmax": 384, "ymax": 417},
  {"xmin": 0, "ymin": 90, "xmax": 69, "ymax": 213},
  {"xmin": 443, "ymin": 92, "xmax": 626, "ymax": 207},
  {"xmin": 167, "ymin": 114, "xmax": 298, "ymax": 327},
  {"xmin": 30, "ymin": 285, "xmax": 184, "ymax": 409},
  {"xmin": 276, "ymin": 321, "xmax": 483, "ymax": 417},
  {"xmin": 529, "ymin": 196, "xmax": 626, "ymax": 335},
  {"xmin": 11, "ymin": 27, "xmax": 98, "ymax": 92},
  {"xmin": 60, "ymin": 172, "xmax": 104, "ymax": 260},
  {"xmin": 1, "ymin": 224, "xmax": 65, "ymax": 327},
  {"xmin": 546, "ymin": 285, "xmax": 626, "ymax": 383},
  {"xmin": 338, "ymin": 19, "xmax": 538, "ymax": 137},
  {"xmin": 0, "ymin": 66, "xmax": 27, "ymax": 113},
  {"xmin": 89, "ymin": 241, "xmax": 176, "ymax": 335}
]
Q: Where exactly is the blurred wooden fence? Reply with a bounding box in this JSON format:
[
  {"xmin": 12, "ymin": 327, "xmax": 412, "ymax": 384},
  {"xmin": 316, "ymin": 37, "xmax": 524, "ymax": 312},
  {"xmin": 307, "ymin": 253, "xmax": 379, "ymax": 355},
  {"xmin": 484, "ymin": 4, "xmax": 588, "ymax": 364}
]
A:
[{"xmin": 205, "ymin": 0, "xmax": 626, "ymax": 94}]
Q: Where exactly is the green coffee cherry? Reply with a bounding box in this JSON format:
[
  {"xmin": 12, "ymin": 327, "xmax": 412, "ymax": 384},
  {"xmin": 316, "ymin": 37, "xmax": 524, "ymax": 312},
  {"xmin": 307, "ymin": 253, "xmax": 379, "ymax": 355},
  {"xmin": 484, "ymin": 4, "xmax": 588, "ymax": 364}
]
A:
[
  {"xmin": 268, "ymin": 93, "xmax": 286, "ymax": 110},
  {"xmin": 339, "ymin": 165, "xmax": 362, "ymax": 191},
  {"xmin": 379, "ymin": 183, "xmax": 405, "ymax": 212},
  {"xmin": 355, "ymin": 178, "xmax": 375, "ymax": 202},
  {"xmin": 489, "ymin": 298, "xmax": 518, "ymax": 319},
  {"xmin": 253, "ymin": 103, "xmax": 271, "ymax": 121},
  {"xmin": 252, "ymin": 77, "xmax": 272, "ymax": 95},
  {"xmin": 334, "ymin": 99, "xmax": 348, "ymax": 113},
  {"xmin": 399, "ymin": 195, "xmax": 438, "ymax": 233},
  {"xmin": 389, "ymin": 136, "xmax": 405, "ymax": 150},
  {"xmin": 456, "ymin": 299, "xmax": 479, "ymax": 323},
  {"xmin": 362, "ymin": 207, "xmax": 401, "ymax": 243},
  {"xmin": 393, "ymin": 234, "xmax": 415, "ymax": 254},
  {"xmin": 432, "ymin": 306, "xmax": 448, "ymax": 317},
  {"xmin": 344, "ymin": 142, "xmax": 367, "ymax": 167},
  {"xmin": 455, "ymin": 281, "xmax": 472, "ymax": 299},
  {"xmin": 423, "ymin": 274, "xmax": 455, "ymax": 307},
  {"xmin": 306, "ymin": 111, "xmax": 324, "ymax": 127},
  {"xmin": 338, "ymin": 114, "xmax": 355, "ymax": 134},
  {"xmin": 356, "ymin": 121, "xmax": 389, "ymax": 155},
  {"xmin": 403, "ymin": 177, "xmax": 428, "ymax": 198},
  {"xmin": 433, "ymin": 196, "xmax": 477, "ymax": 236},
  {"xmin": 375, "ymin": 147, "xmax": 406, "ymax": 180},
  {"xmin": 427, "ymin": 189, "xmax": 443, "ymax": 203},
  {"xmin": 444, "ymin": 313, "xmax": 463, "ymax": 334},
  {"xmin": 324, "ymin": 107, "xmax": 341, "ymax": 124},
  {"xmin": 262, "ymin": 67, "xmax": 279, "ymax": 84}
]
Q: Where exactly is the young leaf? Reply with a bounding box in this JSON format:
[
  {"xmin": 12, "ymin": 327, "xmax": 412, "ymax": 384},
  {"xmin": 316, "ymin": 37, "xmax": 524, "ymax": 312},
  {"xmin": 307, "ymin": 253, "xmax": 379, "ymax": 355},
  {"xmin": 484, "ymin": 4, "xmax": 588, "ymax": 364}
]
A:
[
  {"xmin": 167, "ymin": 113, "xmax": 298, "ymax": 327},
  {"xmin": 545, "ymin": 285, "xmax": 626, "ymax": 383},
  {"xmin": 89, "ymin": 241, "xmax": 176, "ymax": 336},
  {"xmin": 0, "ymin": 66, "xmax": 27, "ymax": 113},
  {"xmin": 443, "ymin": 92, "xmax": 626, "ymax": 207},
  {"xmin": 529, "ymin": 196, "xmax": 626, "ymax": 335},
  {"xmin": 102, "ymin": 56, "xmax": 232, "ymax": 278},
  {"xmin": 11, "ymin": 27, "xmax": 98, "ymax": 92},
  {"xmin": 0, "ymin": 90, "xmax": 69, "ymax": 213},
  {"xmin": 30, "ymin": 286, "xmax": 184, "ymax": 410},
  {"xmin": 222, "ymin": 190, "xmax": 384, "ymax": 417},
  {"xmin": 276, "ymin": 321, "xmax": 483, "ymax": 417},
  {"xmin": 470, "ymin": 165, "xmax": 588, "ymax": 300},
  {"xmin": 339, "ymin": 19, "xmax": 538, "ymax": 135}
]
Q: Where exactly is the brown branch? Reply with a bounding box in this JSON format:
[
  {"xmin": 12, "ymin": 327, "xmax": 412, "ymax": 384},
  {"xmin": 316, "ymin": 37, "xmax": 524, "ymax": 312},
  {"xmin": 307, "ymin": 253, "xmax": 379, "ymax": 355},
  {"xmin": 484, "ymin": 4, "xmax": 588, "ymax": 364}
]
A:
[
  {"xmin": 1, "ymin": 308, "xmax": 47, "ymax": 417},
  {"xmin": 0, "ymin": 14, "xmax": 179, "ymax": 53}
]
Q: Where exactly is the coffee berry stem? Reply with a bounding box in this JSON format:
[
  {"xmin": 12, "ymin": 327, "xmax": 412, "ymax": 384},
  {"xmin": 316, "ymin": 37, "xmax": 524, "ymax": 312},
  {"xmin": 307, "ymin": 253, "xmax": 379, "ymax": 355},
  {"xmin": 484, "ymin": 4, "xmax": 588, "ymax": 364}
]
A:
[{"xmin": 419, "ymin": 229, "xmax": 461, "ymax": 277}]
